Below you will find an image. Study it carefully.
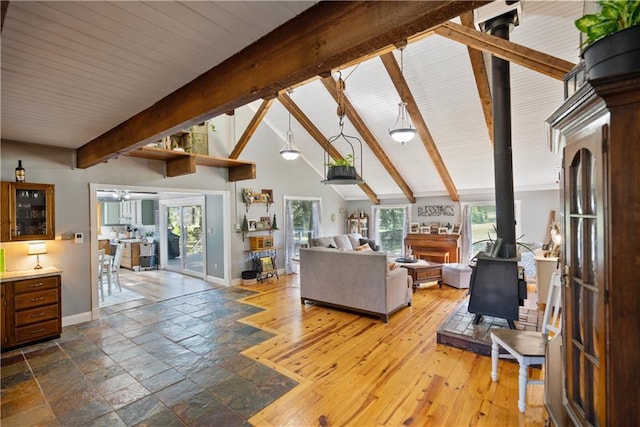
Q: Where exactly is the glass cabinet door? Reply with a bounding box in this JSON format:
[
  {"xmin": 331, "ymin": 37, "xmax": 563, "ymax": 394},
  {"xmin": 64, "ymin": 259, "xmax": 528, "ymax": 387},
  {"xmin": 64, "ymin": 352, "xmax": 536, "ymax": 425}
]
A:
[
  {"xmin": 563, "ymin": 126, "xmax": 606, "ymax": 426},
  {"xmin": 2, "ymin": 182, "xmax": 55, "ymax": 241}
]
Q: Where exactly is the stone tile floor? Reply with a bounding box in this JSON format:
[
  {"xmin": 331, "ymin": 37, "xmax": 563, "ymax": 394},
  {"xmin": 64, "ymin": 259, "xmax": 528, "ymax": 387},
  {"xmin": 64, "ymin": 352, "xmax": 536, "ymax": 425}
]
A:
[{"xmin": 1, "ymin": 287, "xmax": 298, "ymax": 426}]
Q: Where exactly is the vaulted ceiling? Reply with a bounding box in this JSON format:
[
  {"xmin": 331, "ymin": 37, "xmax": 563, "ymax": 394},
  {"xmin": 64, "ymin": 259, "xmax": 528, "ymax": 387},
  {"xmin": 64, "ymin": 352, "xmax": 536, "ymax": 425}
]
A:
[{"xmin": 1, "ymin": 1, "xmax": 585, "ymax": 202}]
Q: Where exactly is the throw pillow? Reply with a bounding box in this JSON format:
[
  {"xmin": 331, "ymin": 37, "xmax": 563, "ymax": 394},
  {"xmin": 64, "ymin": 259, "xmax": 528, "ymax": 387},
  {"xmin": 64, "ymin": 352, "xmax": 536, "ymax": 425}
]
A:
[
  {"xmin": 355, "ymin": 243, "xmax": 372, "ymax": 251},
  {"xmin": 359, "ymin": 238, "xmax": 379, "ymax": 251}
]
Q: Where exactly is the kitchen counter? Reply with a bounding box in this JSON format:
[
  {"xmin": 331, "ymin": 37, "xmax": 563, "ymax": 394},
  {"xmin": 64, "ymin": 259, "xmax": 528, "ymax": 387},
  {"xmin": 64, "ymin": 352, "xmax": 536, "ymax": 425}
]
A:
[{"xmin": 0, "ymin": 266, "xmax": 63, "ymax": 283}]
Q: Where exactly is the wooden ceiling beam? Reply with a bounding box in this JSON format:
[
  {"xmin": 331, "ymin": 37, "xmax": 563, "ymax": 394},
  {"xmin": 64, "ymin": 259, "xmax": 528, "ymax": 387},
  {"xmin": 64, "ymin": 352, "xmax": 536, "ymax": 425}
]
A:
[
  {"xmin": 76, "ymin": 1, "xmax": 488, "ymax": 169},
  {"xmin": 460, "ymin": 12, "xmax": 493, "ymax": 145},
  {"xmin": 380, "ymin": 53, "xmax": 460, "ymax": 202},
  {"xmin": 229, "ymin": 98, "xmax": 275, "ymax": 159},
  {"xmin": 277, "ymin": 92, "xmax": 380, "ymax": 205},
  {"xmin": 320, "ymin": 76, "xmax": 416, "ymax": 203},
  {"xmin": 434, "ymin": 21, "xmax": 575, "ymax": 80}
]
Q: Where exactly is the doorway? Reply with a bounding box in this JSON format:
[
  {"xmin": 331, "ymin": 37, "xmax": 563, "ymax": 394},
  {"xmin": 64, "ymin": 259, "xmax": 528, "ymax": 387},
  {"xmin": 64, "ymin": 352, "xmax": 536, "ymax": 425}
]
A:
[{"xmin": 161, "ymin": 197, "xmax": 205, "ymax": 278}]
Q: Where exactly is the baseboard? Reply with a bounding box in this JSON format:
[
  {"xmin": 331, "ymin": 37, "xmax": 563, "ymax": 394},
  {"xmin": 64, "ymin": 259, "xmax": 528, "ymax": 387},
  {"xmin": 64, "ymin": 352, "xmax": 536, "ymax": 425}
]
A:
[
  {"xmin": 205, "ymin": 275, "xmax": 229, "ymax": 286},
  {"xmin": 62, "ymin": 311, "xmax": 92, "ymax": 327}
]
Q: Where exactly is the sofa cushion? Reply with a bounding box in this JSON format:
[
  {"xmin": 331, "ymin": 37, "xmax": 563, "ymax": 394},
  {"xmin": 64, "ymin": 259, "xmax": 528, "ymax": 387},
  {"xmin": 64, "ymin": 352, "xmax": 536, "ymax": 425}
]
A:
[
  {"xmin": 346, "ymin": 233, "xmax": 363, "ymax": 249},
  {"xmin": 334, "ymin": 235, "xmax": 353, "ymax": 250},
  {"xmin": 359, "ymin": 238, "xmax": 379, "ymax": 251},
  {"xmin": 355, "ymin": 243, "xmax": 372, "ymax": 251},
  {"xmin": 310, "ymin": 236, "xmax": 337, "ymax": 248}
]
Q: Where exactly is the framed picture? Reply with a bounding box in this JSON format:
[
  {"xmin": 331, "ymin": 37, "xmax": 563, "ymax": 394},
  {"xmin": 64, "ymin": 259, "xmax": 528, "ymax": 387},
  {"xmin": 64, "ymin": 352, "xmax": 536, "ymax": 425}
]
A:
[
  {"xmin": 410, "ymin": 223, "xmax": 420, "ymax": 234},
  {"xmin": 420, "ymin": 226, "xmax": 430, "ymax": 234},
  {"xmin": 242, "ymin": 188, "xmax": 254, "ymax": 203},
  {"xmin": 430, "ymin": 223, "xmax": 440, "ymax": 234},
  {"xmin": 261, "ymin": 189, "xmax": 273, "ymax": 203},
  {"xmin": 248, "ymin": 219, "xmax": 257, "ymax": 231},
  {"xmin": 260, "ymin": 216, "xmax": 271, "ymax": 229},
  {"xmin": 256, "ymin": 221, "xmax": 266, "ymax": 230},
  {"xmin": 438, "ymin": 227, "xmax": 448, "ymax": 235},
  {"xmin": 259, "ymin": 256, "xmax": 273, "ymax": 272},
  {"xmin": 452, "ymin": 224, "xmax": 461, "ymax": 234}
]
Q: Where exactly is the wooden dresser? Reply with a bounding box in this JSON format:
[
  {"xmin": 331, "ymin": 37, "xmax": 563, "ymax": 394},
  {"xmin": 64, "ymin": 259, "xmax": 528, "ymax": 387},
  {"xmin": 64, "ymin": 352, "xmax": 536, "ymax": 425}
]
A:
[
  {"xmin": 404, "ymin": 233, "xmax": 461, "ymax": 264},
  {"xmin": 1, "ymin": 267, "xmax": 62, "ymax": 350}
]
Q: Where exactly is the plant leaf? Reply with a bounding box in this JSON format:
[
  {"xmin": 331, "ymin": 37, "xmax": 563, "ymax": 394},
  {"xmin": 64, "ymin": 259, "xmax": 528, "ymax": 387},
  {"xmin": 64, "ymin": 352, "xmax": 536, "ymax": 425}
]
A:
[{"xmin": 575, "ymin": 14, "xmax": 601, "ymax": 32}]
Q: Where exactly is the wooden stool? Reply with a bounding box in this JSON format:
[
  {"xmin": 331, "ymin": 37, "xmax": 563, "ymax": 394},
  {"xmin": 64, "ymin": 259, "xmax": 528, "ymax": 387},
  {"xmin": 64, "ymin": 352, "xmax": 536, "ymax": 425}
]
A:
[{"xmin": 417, "ymin": 251, "xmax": 450, "ymax": 263}]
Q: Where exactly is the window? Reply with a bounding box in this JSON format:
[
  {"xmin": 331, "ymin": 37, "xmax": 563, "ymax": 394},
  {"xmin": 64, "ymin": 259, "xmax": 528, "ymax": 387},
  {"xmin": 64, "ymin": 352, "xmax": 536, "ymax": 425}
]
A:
[
  {"xmin": 372, "ymin": 205, "xmax": 410, "ymax": 255},
  {"xmin": 466, "ymin": 201, "xmax": 521, "ymax": 254},
  {"xmin": 283, "ymin": 196, "xmax": 321, "ymax": 273}
]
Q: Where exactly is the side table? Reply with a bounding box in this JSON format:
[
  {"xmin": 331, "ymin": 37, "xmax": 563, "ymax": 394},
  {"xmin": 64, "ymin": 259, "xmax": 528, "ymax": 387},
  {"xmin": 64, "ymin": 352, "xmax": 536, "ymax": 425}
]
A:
[{"xmin": 395, "ymin": 260, "xmax": 443, "ymax": 292}]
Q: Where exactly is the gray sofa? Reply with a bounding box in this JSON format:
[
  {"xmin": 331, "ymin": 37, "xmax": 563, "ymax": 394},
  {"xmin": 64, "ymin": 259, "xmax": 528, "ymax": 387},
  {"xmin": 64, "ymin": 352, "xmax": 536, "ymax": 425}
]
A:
[
  {"xmin": 300, "ymin": 247, "xmax": 412, "ymax": 322},
  {"xmin": 309, "ymin": 233, "xmax": 379, "ymax": 251}
]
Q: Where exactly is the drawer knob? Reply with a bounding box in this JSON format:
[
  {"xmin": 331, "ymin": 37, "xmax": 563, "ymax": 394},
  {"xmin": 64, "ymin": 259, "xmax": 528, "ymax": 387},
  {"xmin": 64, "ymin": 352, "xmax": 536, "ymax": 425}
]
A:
[
  {"xmin": 31, "ymin": 312, "xmax": 46, "ymax": 318},
  {"xmin": 30, "ymin": 328, "xmax": 45, "ymax": 334},
  {"xmin": 29, "ymin": 282, "xmax": 45, "ymax": 287},
  {"xmin": 30, "ymin": 296, "xmax": 46, "ymax": 302}
]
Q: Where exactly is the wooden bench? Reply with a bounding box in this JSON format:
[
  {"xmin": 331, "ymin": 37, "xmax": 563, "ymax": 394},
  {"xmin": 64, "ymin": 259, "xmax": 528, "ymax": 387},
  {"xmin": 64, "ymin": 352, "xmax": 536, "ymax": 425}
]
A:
[{"xmin": 417, "ymin": 251, "xmax": 450, "ymax": 264}]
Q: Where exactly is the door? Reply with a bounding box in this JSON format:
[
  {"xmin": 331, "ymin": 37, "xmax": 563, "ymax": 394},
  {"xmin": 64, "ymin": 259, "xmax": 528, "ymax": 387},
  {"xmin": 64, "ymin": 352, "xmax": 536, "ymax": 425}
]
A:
[
  {"xmin": 162, "ymin": 198, "xmax": 205, "ymax": 277},
  {"xmin": 563, "ymin": 123, "xmax": 606, "ymax": 426}
]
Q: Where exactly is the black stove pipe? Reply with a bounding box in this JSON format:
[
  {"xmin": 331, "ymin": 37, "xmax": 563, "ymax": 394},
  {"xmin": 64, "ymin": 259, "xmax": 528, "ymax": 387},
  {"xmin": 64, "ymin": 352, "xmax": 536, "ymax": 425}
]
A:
[{"xmin": 486, "ymin": 13, "xmax": 518, "ymax": 258}]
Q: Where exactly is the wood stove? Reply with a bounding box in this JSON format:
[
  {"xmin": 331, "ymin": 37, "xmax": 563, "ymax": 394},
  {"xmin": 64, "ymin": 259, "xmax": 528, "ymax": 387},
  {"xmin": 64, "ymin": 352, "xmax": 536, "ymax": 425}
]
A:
[{"xmin": 467, "ymin": 256, "xmax": 526, "ymax": 329}]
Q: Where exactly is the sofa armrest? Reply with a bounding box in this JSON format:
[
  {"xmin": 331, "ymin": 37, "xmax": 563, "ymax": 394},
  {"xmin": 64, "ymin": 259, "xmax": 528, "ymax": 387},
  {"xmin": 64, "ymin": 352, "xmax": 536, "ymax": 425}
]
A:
[{"xmin": 386, "ymin": 267, "xmax": 412, "ymax": 310}]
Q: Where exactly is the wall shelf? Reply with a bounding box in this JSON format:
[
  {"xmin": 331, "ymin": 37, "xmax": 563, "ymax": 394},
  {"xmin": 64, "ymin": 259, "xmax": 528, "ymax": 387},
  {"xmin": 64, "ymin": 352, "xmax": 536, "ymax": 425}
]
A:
[{"xmin": 126, "ymin": 146, "xmax": 255, "ymax": 181}]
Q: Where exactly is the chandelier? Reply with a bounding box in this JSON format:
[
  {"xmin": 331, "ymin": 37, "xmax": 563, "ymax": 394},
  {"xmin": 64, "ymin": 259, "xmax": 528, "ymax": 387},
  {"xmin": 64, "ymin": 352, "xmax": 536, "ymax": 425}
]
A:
[{"xmin": 389, "ymin": 41, "xmax": 417, "ymax": 144}]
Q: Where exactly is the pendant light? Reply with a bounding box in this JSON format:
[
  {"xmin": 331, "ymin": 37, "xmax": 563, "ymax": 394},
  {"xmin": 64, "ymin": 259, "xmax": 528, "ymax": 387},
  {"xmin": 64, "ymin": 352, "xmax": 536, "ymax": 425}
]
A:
[
  {"xmin": 389, "ymin": 41, "xmax": 417, "ymax": 144},
  {"xmin": 321, "ymin": 73, "xmax": 364, "ymax": 185},
  {"xmin": 279, "ymin": 88, "xmax": 301, "ymax": 160}
]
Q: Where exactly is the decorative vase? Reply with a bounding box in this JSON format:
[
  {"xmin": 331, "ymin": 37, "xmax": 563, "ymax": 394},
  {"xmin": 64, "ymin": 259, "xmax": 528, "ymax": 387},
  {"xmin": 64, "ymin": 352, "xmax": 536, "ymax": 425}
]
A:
[{"xmin": 582, "ymin": 25, "xmax": 640, "ymax": 80}]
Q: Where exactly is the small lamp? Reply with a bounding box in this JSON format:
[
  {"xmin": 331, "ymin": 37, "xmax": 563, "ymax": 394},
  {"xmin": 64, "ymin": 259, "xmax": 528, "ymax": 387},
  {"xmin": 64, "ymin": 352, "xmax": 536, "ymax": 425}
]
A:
[{"xmin": 28, "ymin": 241, "xmax": 47, "ymax": 270}]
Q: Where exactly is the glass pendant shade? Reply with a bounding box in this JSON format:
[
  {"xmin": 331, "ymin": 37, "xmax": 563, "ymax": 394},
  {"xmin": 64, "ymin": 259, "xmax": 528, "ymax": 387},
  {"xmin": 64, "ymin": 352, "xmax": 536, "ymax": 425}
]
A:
[
  {"xmin": 279, "ymin": 129, "xmax": 300, "ymax": 160},
  {"xmin": 389, "ymin": 101, "xmax": 417, "ymax": 143}
]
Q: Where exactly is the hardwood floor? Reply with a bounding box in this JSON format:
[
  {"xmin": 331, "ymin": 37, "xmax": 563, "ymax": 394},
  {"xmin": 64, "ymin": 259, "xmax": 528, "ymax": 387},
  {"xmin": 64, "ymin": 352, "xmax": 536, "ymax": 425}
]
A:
[{"xmin": 239, "ymin": 275, "xmax": 546, "ymax": 426}]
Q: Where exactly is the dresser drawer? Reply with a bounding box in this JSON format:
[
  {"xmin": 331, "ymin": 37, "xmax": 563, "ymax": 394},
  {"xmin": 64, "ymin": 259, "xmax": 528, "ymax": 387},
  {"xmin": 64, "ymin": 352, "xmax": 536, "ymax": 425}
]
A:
[
  {"xmin": 15, "ymin": 304, "xmax": 59, "ymax": 327},
  {"xmin": 15, "ymin": 319, "xmax": 60, "ymax": 344},
  {"xmin": 13, "ymin": 276, "xmax": 58, "ymax": 294},
  {"xmin": 15, "ymin": 289, "xmax": 59, "ymax": 310},
  {"xmin": 416, "ymin": 269, "xmax": 441, "ymax": 281}
]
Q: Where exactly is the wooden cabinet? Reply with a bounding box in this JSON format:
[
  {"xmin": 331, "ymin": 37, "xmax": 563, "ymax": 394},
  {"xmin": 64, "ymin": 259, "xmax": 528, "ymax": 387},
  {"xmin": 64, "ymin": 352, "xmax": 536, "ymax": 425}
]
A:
[
  {"xmin": 347, "ymin": 213, "xmax": 368, "ymax": 238},
  {"xmin": 404, "ymin": 233, "xmax": 461, "ymax": 264},
  {"xmin": 547, "ymin": 73, "xmax": 640, "ymax": 426},
  {"xmin": 121, "ymin": 241, "xmax": 140, "ymax": 270},
  {"xmin": 1, "ymin": 268, "xmax": 62, "ymax": 350},
  {"xmin": 98, "ymin": 239, "xmax": 111, "ymax": 255},
  {"xmin": 1, "ymin": 182, "xmax": 55, "ymax": 242}
]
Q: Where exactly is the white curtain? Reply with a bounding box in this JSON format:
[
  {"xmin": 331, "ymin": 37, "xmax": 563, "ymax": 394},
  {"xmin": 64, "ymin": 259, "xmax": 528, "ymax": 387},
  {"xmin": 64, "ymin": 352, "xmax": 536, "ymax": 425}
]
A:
[
  {"xmin": 461, "ymin": 204, "xmax": 473, "ymax": 264},
  {"xmin": 284, "ymin": 199, "xmax": 296, "ymax": 274}
]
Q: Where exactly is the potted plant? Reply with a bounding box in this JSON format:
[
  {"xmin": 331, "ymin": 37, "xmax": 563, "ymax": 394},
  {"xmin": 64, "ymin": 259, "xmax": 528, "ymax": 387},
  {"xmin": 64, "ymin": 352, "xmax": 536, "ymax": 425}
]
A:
[
  {"xmin": 575, "ymin": 0, "xmax": 640, "ymax": 79},
  {"xmin": 326, "ymin": 154, "xmax": 356, "ymax": 180}
]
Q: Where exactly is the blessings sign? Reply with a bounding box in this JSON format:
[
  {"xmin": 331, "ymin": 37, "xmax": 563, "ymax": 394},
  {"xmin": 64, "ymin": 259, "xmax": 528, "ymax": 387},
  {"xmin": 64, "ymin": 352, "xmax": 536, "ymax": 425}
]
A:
[{"xmin": 417, "ymin": 205, "xmax": 455, "ymax": 217}]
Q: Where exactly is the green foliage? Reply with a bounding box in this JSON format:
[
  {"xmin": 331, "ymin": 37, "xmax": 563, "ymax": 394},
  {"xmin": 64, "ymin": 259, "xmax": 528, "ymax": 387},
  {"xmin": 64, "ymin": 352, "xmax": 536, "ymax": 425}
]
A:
[
  {"xmin": 271, "ymin": 213, "xmax": 278, "ymax": 230},
  {"xmin": 575, "ymin": 0, "xmax": 640, "ymax": 48},
  {"xmin": 326, "ymin": 154, "xmax": 354, "ymax": 167},
  {"xmin": 241, "ymin": 214, "xmax": 249, "ymax": 232},
  {"xmin": 378, "ymin": 208, "xmax": 406, "ymax": 253},
  {"xmin": 167, "ymin": 205, "xmax": 203, "ymax": 255}
]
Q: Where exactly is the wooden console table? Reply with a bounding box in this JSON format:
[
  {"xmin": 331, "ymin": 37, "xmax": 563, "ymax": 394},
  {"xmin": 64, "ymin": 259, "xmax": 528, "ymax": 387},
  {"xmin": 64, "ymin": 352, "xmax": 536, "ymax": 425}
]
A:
[{"xmin": 405, "ymin": 233, "xmax": 461, "ymax": 264}]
